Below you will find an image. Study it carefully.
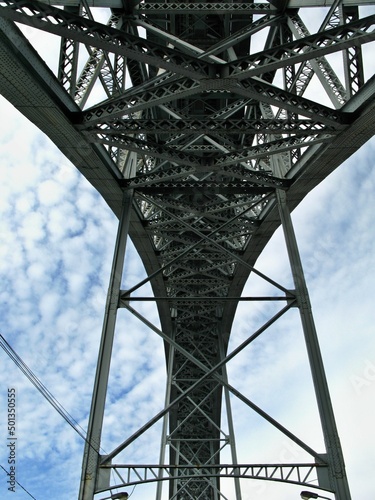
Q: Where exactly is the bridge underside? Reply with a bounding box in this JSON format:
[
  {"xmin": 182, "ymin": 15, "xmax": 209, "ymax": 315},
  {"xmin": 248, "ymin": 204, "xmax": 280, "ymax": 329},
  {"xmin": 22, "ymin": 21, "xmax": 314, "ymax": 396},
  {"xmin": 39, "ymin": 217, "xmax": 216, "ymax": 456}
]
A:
[{"xmin": 0, "ymin": 1, "xmax": 374, "ymax": 499}]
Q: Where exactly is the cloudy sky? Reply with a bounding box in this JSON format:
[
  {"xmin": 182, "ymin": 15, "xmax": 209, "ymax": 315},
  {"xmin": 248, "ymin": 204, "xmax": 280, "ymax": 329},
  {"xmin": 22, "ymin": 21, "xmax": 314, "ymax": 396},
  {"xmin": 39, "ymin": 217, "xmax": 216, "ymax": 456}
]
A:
[{"xmin": 1, "ymin": 7, "xmax": 375, "ymax": 500}]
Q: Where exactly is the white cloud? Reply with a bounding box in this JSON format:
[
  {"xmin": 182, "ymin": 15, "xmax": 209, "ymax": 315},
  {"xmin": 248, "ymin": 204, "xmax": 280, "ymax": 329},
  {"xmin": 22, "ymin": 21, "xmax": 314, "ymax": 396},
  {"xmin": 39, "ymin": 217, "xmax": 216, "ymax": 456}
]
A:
[{"xmin": 37, "ymin": 179, "xmax": 65, "ymax": 207}]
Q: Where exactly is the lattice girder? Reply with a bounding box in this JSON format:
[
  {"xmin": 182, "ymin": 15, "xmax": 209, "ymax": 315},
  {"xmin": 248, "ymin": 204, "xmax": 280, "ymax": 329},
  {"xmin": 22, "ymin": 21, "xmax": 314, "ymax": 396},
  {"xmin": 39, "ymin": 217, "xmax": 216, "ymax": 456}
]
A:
[{"xmin": 1, "ymin": 2, "xmax": 374, "ymax": 499}]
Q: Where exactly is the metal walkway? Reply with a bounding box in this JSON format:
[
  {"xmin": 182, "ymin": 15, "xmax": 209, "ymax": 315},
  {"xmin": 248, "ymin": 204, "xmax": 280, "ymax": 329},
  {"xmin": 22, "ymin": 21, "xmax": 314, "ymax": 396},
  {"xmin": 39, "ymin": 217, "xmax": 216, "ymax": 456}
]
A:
[{"xmin": 0, "ymin": 1, "xmax": 374, "ymax": 499}]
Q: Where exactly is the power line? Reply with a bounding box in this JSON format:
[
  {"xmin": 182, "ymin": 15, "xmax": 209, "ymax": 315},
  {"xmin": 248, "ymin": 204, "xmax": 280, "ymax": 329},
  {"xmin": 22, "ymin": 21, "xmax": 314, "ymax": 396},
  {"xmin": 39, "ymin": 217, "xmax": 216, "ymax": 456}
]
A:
[
  {"xmin": 0, "ymin": 333, "xmax": 116, "ymax": 496},
  {"xmin": 0, "ymin": 334, "xmax": 104, "ymax": 455},
  {"xmin": 0, "ymin": 333, "xmax": 88, "ymax": 441},
  {"xmin": 0, "ymin": 464, "xmax": 37, "ymax": 499}
]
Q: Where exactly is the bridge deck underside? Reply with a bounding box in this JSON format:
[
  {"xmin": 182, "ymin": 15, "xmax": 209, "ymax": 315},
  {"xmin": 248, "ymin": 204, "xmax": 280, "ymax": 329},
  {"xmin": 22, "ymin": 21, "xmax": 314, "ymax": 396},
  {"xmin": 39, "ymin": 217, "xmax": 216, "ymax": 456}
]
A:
[{"xmin": 0, "ymin": 1, "xmax": 375, "ymax": 498}]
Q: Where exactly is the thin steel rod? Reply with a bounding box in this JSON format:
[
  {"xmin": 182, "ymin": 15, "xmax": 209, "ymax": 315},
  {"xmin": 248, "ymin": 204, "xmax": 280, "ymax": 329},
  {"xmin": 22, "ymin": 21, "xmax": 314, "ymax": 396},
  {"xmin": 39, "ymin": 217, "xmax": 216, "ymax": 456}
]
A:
[
  {"xmin": 277, "ymin": 188, "xmax": 352, "ymax": 499},
  {"xmin": 120, "ymin": 296, "xmax": 292, "ymax": 302},
  {"xmin": 156, "ymin": 325, "xmax": 176, "ymax": 500},
  {"xmin": 102, "ymin": 300, "xmax": 324, "ymax": 464},
  {"xmin": 218, "ymin": 332, "xmax": 242, "ymax": 500},
  {"xmin": 79, "ymin": 189, "xmax": 133, "ymax": 500}
]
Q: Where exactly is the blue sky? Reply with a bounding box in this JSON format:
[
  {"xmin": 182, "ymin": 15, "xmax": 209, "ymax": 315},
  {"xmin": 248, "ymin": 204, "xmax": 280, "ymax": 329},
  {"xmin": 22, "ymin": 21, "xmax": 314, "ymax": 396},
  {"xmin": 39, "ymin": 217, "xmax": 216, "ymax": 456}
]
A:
[{"xmin": 0, "ymin": 5, "xmax": 375, "ymax": 500}]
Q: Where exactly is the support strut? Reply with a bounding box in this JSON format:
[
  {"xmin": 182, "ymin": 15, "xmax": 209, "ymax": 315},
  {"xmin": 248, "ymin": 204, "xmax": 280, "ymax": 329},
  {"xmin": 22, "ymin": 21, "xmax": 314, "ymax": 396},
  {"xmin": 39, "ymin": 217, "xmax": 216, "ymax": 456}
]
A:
[
  {"xmin": 277, "ymin": 189, "xmax": 351, "ymax": 500},
  {"xmin": 79, "ymin": 189, "xmax": 133, "ymax": 500}
]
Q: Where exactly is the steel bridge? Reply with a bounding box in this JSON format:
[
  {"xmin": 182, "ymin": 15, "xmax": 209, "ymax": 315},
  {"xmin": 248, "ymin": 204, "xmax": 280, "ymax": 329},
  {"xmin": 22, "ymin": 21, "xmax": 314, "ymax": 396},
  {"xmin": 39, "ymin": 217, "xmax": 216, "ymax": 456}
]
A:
[{"xmin": 0, "ymin": 1, "xmax": 374, "ymax": 499}]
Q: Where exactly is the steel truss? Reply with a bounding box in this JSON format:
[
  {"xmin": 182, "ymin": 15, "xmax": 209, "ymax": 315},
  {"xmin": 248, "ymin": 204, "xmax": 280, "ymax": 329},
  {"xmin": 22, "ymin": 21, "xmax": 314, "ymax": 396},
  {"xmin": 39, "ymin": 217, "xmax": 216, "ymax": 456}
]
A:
[{"xmin": 0, "ymin": 1, "xmax": 374, "ymax": 499}]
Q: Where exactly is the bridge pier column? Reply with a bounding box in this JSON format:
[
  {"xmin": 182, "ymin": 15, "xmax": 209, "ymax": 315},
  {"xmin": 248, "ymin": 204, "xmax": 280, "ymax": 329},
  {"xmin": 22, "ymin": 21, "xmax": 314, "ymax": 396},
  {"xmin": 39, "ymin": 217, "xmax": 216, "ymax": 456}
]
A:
[
  {"xmin": 218, "ymin": 329, "xmax": 242, "ymax": 500},
  {"xmin": 156, "ymin": 324, "xmax": 176, "ymax": 500},
  {"xmin": 277, "ymin": 189, "xmax": 352, "ymax": 500},
  {"xmin": 79, "ymin": 189, "xmax": 133, "ymax": 500}
]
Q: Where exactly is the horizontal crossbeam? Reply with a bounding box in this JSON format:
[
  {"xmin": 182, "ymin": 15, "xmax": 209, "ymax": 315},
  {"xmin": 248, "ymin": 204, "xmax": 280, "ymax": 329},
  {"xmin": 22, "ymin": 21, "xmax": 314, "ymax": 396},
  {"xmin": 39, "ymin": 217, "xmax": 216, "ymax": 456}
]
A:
[
  {"xmin": 96, "ymin": 463, "xmax": 327, "ymax": 491},
  {"xmin": 81, "ymin": 118, "xmax": 338, "ymax": 135},
  {"xmin": 137, "ymin": 3, "xmax": 274, "ymax": 14}
]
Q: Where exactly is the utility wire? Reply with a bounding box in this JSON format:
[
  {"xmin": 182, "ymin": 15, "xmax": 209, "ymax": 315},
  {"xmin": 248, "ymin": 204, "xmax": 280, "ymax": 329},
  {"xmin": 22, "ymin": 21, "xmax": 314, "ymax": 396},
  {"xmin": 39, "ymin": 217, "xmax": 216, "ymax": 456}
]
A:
[
  {"xmin": 0, "ymin": 333, "xmax": 102, "ymax": 453},
  {"xmin": 0, "ymin": 334, "xmax": 88, "ymax": 441},
  {"xmin": 0, "ymin": 333, "xmax": 119, "ymax": 497},
  {"xmin": 0, "ymin": 464, "xmax": 37, "ymax": 499}
]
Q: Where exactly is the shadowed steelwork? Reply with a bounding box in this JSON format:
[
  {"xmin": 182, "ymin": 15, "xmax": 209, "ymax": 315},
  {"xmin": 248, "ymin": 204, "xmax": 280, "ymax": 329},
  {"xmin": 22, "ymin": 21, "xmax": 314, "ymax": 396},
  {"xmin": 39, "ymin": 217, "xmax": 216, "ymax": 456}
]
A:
[{"xmin": 0, "ymin": 1, "xmax": 374, "ymax": 498}]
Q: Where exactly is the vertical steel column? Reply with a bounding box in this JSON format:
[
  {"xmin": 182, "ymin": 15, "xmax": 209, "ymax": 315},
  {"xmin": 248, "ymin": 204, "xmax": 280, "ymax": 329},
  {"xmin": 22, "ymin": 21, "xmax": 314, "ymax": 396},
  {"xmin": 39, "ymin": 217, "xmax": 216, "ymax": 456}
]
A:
[
  {"xmin": 156, "ymin": 327, "xmax": 176, "ymax": 500},
  {"xmin": 276, "ymin": 189, "xmax": 351, "ymax": 500},
  {"xmin": 218, "ymin": 331, "xmax": 242, "ymax": 500},
  {"xmin": 79, "ymin": 189, "xmax": 134, "ymax": 500}
]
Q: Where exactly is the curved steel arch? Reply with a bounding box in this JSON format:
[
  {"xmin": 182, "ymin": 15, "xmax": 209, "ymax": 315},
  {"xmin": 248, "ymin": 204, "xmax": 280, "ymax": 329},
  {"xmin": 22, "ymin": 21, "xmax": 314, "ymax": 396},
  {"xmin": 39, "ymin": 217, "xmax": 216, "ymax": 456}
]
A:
[{"xmin": 0, "ymin": 1, "xmax": 374, "ymax": 499}]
